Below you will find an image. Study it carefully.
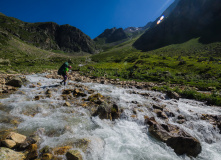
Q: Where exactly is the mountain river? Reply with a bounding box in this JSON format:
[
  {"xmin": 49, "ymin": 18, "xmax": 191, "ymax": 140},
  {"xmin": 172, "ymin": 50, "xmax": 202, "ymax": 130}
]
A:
[{"xmin": 0, "ymin": 74, "xmax": 221, "ymax": 160}]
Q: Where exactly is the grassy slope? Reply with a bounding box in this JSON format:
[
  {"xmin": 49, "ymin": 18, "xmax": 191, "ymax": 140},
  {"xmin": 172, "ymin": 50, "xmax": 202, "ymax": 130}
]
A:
[
  {"xmin": 0, "ymin": 37, "xmax": 87, "ymax": 74},
  {"xmin": 82, "ymin": 38, "xmax": 221, "ymax": 90}
]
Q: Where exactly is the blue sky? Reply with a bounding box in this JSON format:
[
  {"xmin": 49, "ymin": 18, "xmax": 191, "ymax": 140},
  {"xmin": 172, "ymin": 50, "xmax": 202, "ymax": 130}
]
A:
[{"xmin": 0, "ymin": 0, "xmax": 174, "ymax": 39}]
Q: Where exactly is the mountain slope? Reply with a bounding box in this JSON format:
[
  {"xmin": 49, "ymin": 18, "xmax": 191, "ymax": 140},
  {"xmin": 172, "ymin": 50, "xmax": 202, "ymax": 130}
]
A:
[
  {"xmin": 0, "ymin": 13, "xmax": 96, "ymax": 54},
  {"xmin": 94, "ymin": 27, "xmax": 128, "ymax": 44},
  {"xmin": 133, "ymin": 0, "xmax": 221, "ymax": 51}
]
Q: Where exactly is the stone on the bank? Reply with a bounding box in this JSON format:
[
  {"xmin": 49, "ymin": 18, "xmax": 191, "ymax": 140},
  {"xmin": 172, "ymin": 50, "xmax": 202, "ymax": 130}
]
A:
[
  {"xmin": 166, "ymin": 91, "xmax": 180, "ymax": 100},
  {"xmin": 145, "ymin": 117, "xmax": 202, "ymax": 157},
  {"xmin": 0, "ymin": 147, "xmax": 26, "ymax": 160},
  {"xmin": 66, "ymin": 150, "xmax": 83, "ymax": 160},
  {"xmin": 6, "ymin": 77, "xmax": 23, "ymax": 87}
]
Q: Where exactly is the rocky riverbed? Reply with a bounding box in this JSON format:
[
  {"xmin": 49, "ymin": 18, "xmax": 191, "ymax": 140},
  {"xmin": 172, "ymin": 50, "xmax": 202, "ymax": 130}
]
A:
[{"xmin": 0, "ymin": 72, "xmax": 221, "ymax": 160}]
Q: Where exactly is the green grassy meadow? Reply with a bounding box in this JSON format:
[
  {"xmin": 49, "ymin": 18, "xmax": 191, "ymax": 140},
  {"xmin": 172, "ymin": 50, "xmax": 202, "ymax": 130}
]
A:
[
  {"xmin": 0, "ymin": 37, "xmax": 87, "ymax": 74},
  {"xmin": 81, "ymin": 38, "xmax": 221, "ymax": 90}
]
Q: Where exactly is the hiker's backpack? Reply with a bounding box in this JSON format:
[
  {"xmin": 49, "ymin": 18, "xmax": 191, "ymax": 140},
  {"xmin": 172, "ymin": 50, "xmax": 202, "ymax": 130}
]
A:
[{"xmin": 58, "ymin": 62, "xmax": 69, "ymax": 75}]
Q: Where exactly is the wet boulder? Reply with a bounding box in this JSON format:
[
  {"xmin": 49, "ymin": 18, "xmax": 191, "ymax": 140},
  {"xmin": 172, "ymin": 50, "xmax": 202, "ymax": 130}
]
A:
[
  {"xmin": 53, "ymin": 146, "xmax": 72, "ymax": 155},
  {"xmin": 92, "ymin": 103, "xmax": 120, "ymax": 121},
  {"xmin": 73, "ymin": 138, "xmax": 91, "ymax": 153},
  {"xmin": 176, "ymin": 115, "xmax": 186, "ymax": 124},
  {"xmin": 66, "ymin": 150, "xmax": 83, "ymax": 160},
  {"xmin": 0, "ymin": 147, "xmax": 26, "ymax": 160},
  {"xmin": 164, "ymin": 109, "xmax": 175, "ymax": 118},
  {"xmin": 145, "ymin": 117, "xmax": 202, "ymax": 157},
  {"xmin": 87, "ymin": 93, "xmax": 104, "ymax": 105},
  {"xmin": 25, "ymin": 143, "xmax": 38, "ymax": 160},
  {"xmin": 201, "ymin": 114, "xmax": 221, "ymax": 134},
  {"xmin": 62, "ymin": 89, "xmax": 73, "ymax": 95},
  {"xmin": 42, "ymin": 153, "xmax": 53, "ymax": 160},
  {"xmin": 153, "ymin": 109, "xmax": 168, "ymax": 119},
  {"xmin": 34, "ymin": 95, "xmax": 44, "ymax": 101},
  {"xmin": 153, "ymin": 104, "xmax": 165, "ymax": 111},
  {"xmin": 73, "ymin": 88, "xmax": 87, "ymax": 97},
  {"xmin": 64, "ymin": 102, "xmax": 71, "ymax": 107}
]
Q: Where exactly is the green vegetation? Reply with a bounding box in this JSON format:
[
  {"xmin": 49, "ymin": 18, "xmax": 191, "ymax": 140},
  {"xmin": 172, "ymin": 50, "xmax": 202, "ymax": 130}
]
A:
[
  {"xmin": 0, "ymin": 37, "xmax": 87, "ymax": 74},
  {"xmin": 81, "ymin": 38, "xmax": 221, "ymax": 90}
]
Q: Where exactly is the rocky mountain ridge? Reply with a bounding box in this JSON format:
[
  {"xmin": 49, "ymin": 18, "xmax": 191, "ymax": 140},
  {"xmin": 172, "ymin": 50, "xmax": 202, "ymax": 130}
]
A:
[{"xmin": 0, "ymin": 13, "xmax": 96, "ymax": 54}]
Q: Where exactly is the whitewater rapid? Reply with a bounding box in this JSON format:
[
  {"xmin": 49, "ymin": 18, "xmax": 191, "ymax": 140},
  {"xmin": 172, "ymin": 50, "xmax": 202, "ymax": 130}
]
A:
[{"xmin": 0, "ymin": 74, "xmax": 221, "ymax": 160}]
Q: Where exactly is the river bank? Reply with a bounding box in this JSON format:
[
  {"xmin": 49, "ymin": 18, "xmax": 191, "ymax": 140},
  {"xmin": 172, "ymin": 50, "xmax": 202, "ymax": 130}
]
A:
[{"xmin": 1, "ymin": 70, "xmax": 220, "ymax": 106}]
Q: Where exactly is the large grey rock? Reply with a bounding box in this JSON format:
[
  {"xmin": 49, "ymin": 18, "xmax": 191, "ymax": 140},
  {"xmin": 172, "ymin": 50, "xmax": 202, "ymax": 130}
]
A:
[
  {"xmin": 6, "ymin": 76, "xmax": 28, "ymax": 88},
  {"xmin": 92, "ymin": 103, "xmax": 120, "ymax": 121},
  {"xmin": 145, "ymin": 117, "xmax": 202, "ymax": 157}
]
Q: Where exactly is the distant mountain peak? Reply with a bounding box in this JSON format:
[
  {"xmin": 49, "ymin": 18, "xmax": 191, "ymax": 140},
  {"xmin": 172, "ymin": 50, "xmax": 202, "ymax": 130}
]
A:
[{"xmin": 94, "ymin": 27, "xmax": 128, "ymax": 43}]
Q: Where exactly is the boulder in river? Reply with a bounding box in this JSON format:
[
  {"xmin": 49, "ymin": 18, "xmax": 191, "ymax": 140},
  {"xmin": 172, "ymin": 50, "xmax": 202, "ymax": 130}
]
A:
[
  {"xmin": 25, "ymin": 143, "xmax": 38, "ymax": 160},
  {"xmin": 153, "ymin": 109, "xmax": 168, "ymax": 119},
  {"xmin": 73, "ymin": 138, "xmax": 91, "ymax": 153},
  {"xmin": 53, "ymin": 146, "xmax": 72, "ymax": 155},
  {"xmin": 88, "ymin": 93, "xmax": 104, "ymax": 104},
  {"xmin": 1, "ymin": 132, "xmax": 36, "ymax": 150},
  {"xmin": 73, "ymin": 88, "xmax": 87, "ymax": 97},
  {"xmin": 66, "ymin": 150, "xmax": 83, "ymax": 160},
  {"xmin": 145, "ymin": 117, "xmax": 202, "ymax": 157},
  {"xmin": 201, "ymin": 114, "xmax": 221, "ymax": 134},
  {"xmin": 92, "ymin": 103, "xmax": 120, "ymax": 121}
]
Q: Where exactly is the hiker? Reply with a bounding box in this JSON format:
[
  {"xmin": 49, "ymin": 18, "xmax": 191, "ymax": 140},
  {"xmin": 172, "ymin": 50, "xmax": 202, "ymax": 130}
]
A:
[{"xmin": 60, "ymin": 65, "xmax": 72, "ymax": 85}]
